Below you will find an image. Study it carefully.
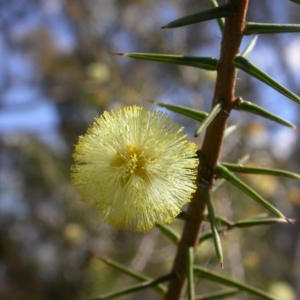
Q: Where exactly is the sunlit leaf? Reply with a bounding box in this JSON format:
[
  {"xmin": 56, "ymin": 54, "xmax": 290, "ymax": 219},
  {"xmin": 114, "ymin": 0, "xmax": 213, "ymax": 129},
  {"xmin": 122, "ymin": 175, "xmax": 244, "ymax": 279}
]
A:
[
  {"xmin": 234, "ymin": 99, "xmax": 297, "ymax": 129},
  {"xmin": 245, "ymin": 22, "xmax": 300, "ymax": 35},
  {"xmin": 195, "ymin": 103, "xmax": 222, "ymax": 137},
  {"xmin": 150, "ymin": 101, "xmax": 208, "ymax": 122},
  {"xmin": 216, "ymin": 165, "xmax": 288, "ymax": 220},
  {"xmin": 221, "ymin": 162, "xmax": 300, "ymax": 179},
  {"xmin": 234, "ymin": 56, "xmax": 300, "ymax": 105},
  {"xmin": 194, "ymin": 266, "xmax": 280, "ymax": 300},
  {"xmin": 119, "ymin": 53, "xmax": 218, "ymax": 70},
  {"xmin": 162, "ymin": 4, "xmax": 232, "ymax": 28},
  {"xmin": 241, "ymin": 35, "xmax": 258, "ymax": 57}
]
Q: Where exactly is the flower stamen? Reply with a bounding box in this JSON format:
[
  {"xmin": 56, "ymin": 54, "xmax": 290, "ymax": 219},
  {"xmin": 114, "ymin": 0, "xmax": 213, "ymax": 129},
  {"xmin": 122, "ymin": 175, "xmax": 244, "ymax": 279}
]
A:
[{"xmin": 71, "ymin": 106, "xmax": 198, "ymax": 232}]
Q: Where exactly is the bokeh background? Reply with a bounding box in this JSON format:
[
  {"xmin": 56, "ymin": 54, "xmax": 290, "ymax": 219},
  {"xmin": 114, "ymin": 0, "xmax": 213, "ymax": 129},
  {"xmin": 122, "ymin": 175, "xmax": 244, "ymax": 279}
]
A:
[{"xmin": 0, "ymin": 0, "xmax": 300, "ymax": 299}]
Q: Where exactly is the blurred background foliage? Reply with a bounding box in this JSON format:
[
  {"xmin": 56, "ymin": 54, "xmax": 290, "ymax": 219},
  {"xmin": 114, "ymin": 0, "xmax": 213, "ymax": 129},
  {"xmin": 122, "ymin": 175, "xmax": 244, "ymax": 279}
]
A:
[{"xmin": 0, "ymin": 0, "xmax": 300, "ymax": 299}]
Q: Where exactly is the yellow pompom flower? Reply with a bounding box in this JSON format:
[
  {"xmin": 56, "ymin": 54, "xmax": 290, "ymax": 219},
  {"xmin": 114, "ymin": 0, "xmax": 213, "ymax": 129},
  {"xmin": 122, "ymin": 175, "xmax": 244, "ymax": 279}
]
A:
[{"xmin": 71, "ymin": 106, "xmax": 198, "ymax": 232}]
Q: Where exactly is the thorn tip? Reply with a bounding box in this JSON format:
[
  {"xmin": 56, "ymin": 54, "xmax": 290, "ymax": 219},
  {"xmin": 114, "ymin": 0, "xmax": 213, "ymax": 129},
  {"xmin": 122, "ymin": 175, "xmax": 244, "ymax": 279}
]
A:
[{"xmin": 109, "ymin": 52, "xmax": 124, "ymax": 56}]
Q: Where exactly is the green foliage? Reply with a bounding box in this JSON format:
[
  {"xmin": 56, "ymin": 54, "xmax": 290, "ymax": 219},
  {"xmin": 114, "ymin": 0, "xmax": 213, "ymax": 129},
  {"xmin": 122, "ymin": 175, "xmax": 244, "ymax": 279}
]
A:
[
  {"xmin": 203, "ymin": 184, "xmax": 224, "ymax": 267},
  {"xmin": 121, "ymin": 53, "xmax": 218, "ymax": 71},
  {"xmin": 156, "ymin": 224, "xmax": 180, "ymax": 244},
  {"xmin": 194, "ymin": 103, "xmax": 222, "ymax": 137},
  {"xmin": 150, "ymin": 101, "xmax": 208, "ymax": 122},
  {"xmin": 186, "ymin": 247, "xmax": 195, "ymax": 300},
  {"xmin": 245, "ymin": 23, "xmax": 300, "ymax": 35},
  {"xmin": 234, "ymin": 56, "xmax": 300, "ymax": 105},
  {"xmin": 98, "ymin": 256, "xmax": 167, "ymax": 295},
  {"xmin": 222, "ymin": 162, "xmax": 300, "ymax": 179},
  {"xmin": 199, "ymin": 215, "xmax": 290, "ymax": 243},
  {"xmin": 234, "ymin": 99, "xmax": 297, "ymax": 129},
  {"xmin": 241, "ymin": 35, "xmax": 258, "ymax": 57},
  {"xmin": 216, "ymin": 164, "xmax": 288, "ymax": 219},
  {"xmin": 161, "ymin": 4, "xmax": 233, "ymax": 28},
  {"xmin": 90, "ymin": 273, "xmax": 171, "ymax": 300},
  {"xmin": 193, "ymin": 266, "xmax": 280, "ymax": 300}
]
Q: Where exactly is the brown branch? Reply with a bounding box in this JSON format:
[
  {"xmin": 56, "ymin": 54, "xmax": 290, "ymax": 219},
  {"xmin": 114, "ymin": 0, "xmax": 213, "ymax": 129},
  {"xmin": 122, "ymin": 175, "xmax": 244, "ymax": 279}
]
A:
[{"xmin": 164, "ymin": 1, "xmax": 249, "ymax": 299}]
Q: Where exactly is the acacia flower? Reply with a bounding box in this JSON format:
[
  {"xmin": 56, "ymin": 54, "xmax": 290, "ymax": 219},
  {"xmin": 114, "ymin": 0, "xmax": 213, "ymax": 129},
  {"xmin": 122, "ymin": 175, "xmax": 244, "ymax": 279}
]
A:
[{"xmin": 71, "ymin": 106, "xmax": 198, "ymax": 232}]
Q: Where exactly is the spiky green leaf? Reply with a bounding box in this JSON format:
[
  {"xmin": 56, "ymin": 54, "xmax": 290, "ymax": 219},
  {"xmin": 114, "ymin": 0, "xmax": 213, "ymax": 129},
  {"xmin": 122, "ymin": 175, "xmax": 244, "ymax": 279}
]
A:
[
  {"xmin": 187, "ymin": 247, "xmax": 195, "ymax": 300},
  {"xmin": 162, "ymin": 4, "xmax": 232, "ymax": 28},
  {"xmin": 120, "ymin": 53, "xmax": 218, "ymax": 70},
  {"xmin": 245, "ymin": 22, "xmax": 300, "ymax": 35},
  {"xmin": 234, "ymin": 99, "xmax": 297, "ymax": 129},
  {"xmin": 195, "ymin": 103, "xmax": 222, "ymax": 137},
  {"xmin": 150, "ymin": 101, "xmax": 208, "ymax": 122},
  {"xmin": 97, "ymin": 256, "xmax": 166, "ymax": 294},
  {"xmin": 234, "ymin": 56, "xmax": 300, "ymax": 105},
  {"xmin": 241, "ymin": 36, "xmax": 258, "ymax": 57},
  {"xmin": 222, "ymin": 162, "xmax": 300, "ymax": 179},
  {"xmin": 212, "ymin": 155, "xmax": 250, "ymax": 194},
  {"xmin": 216, "ymin": 165, "xmax": 287, "ymax": 220},
  {"xmin": 194, "ymin": 266, "xmax": 280, "ymax": 300},
  {"xmin": 196, "ymin": 289, "xmax": 240, "ymax": 300},
  {"xmin": 234, "ymin": 217, "xmax": 290, "ymax": 228},
  {"xmin": 203, "ymin": 184, "xmax": 223, "ymax": 267},
  {"xmin": 156, "ymin": 224, "xmax": 180, "ymax": 244},
  {"xmin": 91, "ymin": 273, "xmax": 172, "ymax": 300},
  {"xmin": 200, "ymin": 216, "xmax": 289, "ymax": 243}
]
